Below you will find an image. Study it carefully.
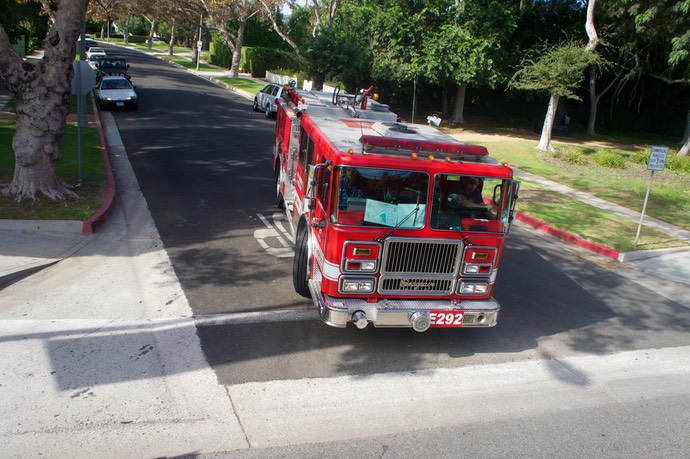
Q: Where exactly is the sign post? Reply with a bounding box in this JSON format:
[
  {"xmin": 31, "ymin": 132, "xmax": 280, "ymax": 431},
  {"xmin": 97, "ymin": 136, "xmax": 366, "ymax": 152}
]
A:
[
  {"xmin": 635, "ymin": 146, "xmax": 668, "ymax": 245},
  {"xmin": 72, "ymin": 59, "xmax": 96, "ymax": 184}
]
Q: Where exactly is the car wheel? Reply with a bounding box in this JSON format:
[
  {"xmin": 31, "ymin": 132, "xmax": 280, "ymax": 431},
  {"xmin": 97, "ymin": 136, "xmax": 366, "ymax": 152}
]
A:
[
  {"xmin": 253, "ymin": 97, "xmax": 259, "ymax": 111},
  {"xmin": 292, "ymin": 226, "xmax": 311, "ymax": 298},
  {"xmin": 265, "ymin": 103, "xmax": 272, "ymax": 119}
]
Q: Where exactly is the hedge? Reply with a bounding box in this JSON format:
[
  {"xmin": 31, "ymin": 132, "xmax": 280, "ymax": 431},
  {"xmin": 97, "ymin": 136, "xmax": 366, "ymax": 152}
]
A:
[{"xmin": 208, "ymin": 39, "xmax": 300, "ymax": 77}]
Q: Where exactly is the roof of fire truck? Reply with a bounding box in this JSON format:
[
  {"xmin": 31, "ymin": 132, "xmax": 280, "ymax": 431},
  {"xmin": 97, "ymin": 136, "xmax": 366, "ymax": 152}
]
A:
[{"xmin": 287, "ymin": 87, "xmax": 502, "ymax": 165}]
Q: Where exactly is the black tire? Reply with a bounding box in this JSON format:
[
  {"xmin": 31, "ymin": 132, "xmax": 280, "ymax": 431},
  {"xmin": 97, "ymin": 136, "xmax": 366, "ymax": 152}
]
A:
[
  {"xmin": 292, "ymin": 227, "xmax": 311, "ymax": 298},
  {"xmin": 275, "ymin": 167, "xmax": 285, "ymax": 209},
  {"xmin": 253, "ymin": 97, "xmax": 259, "ymax": 111},
  {"xmin": 265, "ymin": 103, "xmax": 272, "ymax": 118}
]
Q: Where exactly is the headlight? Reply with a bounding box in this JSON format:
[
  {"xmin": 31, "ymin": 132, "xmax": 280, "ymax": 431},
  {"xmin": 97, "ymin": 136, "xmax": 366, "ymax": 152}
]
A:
[
  {"xmin": 463, "ymin": 263, "xmax": 492, "ymax": 275},
  {"xmin": 345, "ymin": 259, "xmax": 377, "ymax": 272},
  {"xmin": 340, "ymin": 278, "xmax": 375, "ymax": 293},
  {"xmin": 458, "ymin": 281, "xmax": 489, "ymax": 295}
]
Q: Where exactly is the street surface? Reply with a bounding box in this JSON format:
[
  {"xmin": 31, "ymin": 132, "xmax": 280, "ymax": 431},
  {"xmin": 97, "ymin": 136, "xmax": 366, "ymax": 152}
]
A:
[{"xmin": 104, "ymin": 45, "xmax": 690, "ymax": 456}]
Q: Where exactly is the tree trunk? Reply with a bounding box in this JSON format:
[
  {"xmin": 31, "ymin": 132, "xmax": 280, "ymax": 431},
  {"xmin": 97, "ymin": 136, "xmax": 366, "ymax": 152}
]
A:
[
  {"xmin": 679, "ymin": 103, "xmax": 690, "ymax": 156},
  {"xmin": 441, "ymin": 80, "xmax": 450, "ymax": 116},
  {"xmin": 230, "ymin": 16, "xmax": 248, "ymax": 78},
  {"xmin": 449, "ymin": 83, "xmax": 466, "ymax": 125},
  {"xmin": 122, "ymin": 14, "xmax": 130, "ymax": 44},
  {"xmin": 536, "ymin": 93, "xmax": 559, "ymax": 152},
  {"xmin": 168, "ymin": 19, "xmax": 176, "ymax": 57},
  {"xmin": 0, "ymin": 1, "xmax": 83, "ymax": 202},
  {"xmin": 587, "ymin": 65, "xmax": 598, "ymax": 136},
  {"xmin": 147, "ymin": 18, "xmax": 156, "ymax": 50}
]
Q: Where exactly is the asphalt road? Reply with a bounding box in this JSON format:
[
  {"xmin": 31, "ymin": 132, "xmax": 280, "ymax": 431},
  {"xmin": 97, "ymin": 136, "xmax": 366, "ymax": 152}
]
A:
[{"xmin": 105, "ymin": 45, "xmax": 690, "ymax": 456}]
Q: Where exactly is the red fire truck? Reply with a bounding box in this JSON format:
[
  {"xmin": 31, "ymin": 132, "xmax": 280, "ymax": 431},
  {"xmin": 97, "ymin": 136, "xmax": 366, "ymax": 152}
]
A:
[{"xmin": 272, "ymin": 82, "xmax": 520, "ymax": 332}]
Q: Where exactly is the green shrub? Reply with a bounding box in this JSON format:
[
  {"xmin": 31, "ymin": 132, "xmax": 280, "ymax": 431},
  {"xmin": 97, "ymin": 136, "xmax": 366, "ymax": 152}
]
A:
[
  {"xmin": 666, "ymin": 154, "xmax": 690, "ymax": 173},
  {"xmin": 593, "ymin": 149, "xmax": 625, "ymax": 169},
  {"xmin": 554, "ymin": 149, "xmax": 587, "ymax": 165},
  {"xmin": 631, "ymin": 151, "xmax": 648, "ymax": 165},
  {"xmin": 208, "ymin": 39, "xmax": 232, "ymax": 69},
  {"xmin": 244, "ymin": 47, "xmax": 300, "ymax": 77}
]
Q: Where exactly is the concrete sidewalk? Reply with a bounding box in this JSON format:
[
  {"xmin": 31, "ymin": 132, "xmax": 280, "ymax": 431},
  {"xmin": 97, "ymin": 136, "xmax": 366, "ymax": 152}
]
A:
[{"xmin": 0, "ymin": 110, "xmax": 247, "ymax": 457}]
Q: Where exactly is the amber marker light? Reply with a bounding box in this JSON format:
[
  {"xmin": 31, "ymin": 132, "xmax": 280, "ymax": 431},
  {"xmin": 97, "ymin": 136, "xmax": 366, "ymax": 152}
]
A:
[
  {"xmin": 445, "ymin": 156, "xmax": 452, "ymax": 162},
  {"xmin": 428, "ymin": 155, "xmax": 435, "ymax": 161},
  {"xmin": 503, "ymin": 162, "xmax": 510, "ymax": 167},
  {"xmin": 348, "ymin": 148, "xmax": 355, "ymax": 155},
  {"xmin": 411, "ymin": 152, "xmax": 418, "ymax": 159}
]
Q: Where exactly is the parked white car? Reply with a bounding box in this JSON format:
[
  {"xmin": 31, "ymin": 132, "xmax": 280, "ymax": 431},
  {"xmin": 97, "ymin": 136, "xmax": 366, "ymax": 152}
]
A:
[
  {"xmin": 253, "ymin": 83, "xmax": 283, "ymax": 118},
  {"xmin": 94, "ymin": 76, "xmax": 138, "ymax": 110},
  {"xmin": 86, "ymin": 47, "xmax": 107, "ymax": 69}
]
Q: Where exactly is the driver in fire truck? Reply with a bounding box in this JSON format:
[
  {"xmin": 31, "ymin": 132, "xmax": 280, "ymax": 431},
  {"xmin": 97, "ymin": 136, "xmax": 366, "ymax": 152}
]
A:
[
  {"xmin": 446, "ymin": 176, "xmax": 497, "ymax": 219},
  {"xmin": 339, "ymin": 167, "xmax": 370, "ymax": 209}
]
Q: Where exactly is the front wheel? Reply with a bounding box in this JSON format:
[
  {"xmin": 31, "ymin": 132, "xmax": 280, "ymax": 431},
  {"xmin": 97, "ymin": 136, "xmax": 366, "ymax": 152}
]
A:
[
  {"xmin": 265, "ymin": 103, "xmax": 272, "ymax": 118},
  {"xmin": 253, "ymin": 97, "xmax": 259, "ymax": 111},
  {"xmin": 292, "ymin": 227, "xmax": 311, "ymax": 298},
  {"xmin": 275, "ymin": 167, "xmax": 285, "ymax": 209}
]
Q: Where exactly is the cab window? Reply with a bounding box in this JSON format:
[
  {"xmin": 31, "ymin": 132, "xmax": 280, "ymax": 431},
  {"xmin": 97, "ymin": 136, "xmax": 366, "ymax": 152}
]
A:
[{"xmin": 331, "ymin": 166, "xmax": 428, "ymax": 228}]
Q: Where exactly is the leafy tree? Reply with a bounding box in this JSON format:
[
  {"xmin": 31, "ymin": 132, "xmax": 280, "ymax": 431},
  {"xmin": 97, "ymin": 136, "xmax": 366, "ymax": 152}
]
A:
[
  {"xmin": 199, "ymin": 0, "xmax": 263, "ymax": 78},
  {"xmin": 368, "ymin": 0, "xmax": 515, "ymax": 124},
  {"xmin": 610, "ymin": 0, "xmax": 690, "ymax": 155},
  {"xmin": 0, "ymin": 0, "xmax": 86, "ymax": 202},
  {"xmin": 306, "ymin": 1, "xmax": 375, "ymax": 90},
  {"xmin": 0, "ymin": 0, "xmax": 48, "ymax": 50},
  {"xmin": 509, "ymin": 41, "xmax": 600, "ymax": 151}
]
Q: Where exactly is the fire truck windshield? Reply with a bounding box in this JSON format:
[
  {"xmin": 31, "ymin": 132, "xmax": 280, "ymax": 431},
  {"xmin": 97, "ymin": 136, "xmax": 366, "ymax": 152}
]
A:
[
  {"xmin": 334, "ymin": 166, "xmax": 429, "ymax": 228},
  {"xmin": 430, "ymin": 174, "xmax": 515, "ymax": 233}
]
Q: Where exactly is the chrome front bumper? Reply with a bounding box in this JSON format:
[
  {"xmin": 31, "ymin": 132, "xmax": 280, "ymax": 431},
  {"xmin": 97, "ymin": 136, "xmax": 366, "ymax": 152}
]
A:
[{"xmin": 308, "ymin": 280, "xmax": 500, "ymax": 330}]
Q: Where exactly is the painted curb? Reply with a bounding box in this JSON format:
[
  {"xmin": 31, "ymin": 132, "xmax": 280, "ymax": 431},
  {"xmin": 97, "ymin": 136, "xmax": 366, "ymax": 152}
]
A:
[
  {"xmin": 515, "ymin": 212, "xmax": 620, "ymax": 260},
  {"xmin": 81, "ymin": 99, "xmax": 116, "ymax": 235}
]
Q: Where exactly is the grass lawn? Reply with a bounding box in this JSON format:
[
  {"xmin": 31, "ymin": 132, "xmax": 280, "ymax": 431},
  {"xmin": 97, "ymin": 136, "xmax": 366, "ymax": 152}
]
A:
[
  {"xmin": 217, "ymin": 78, "xmax": 265, "ymax": 94},
  {"xmin": 160, "ymin": 55, "xmax": 221, "ymax": 72},
  {"xmin": 0, "ymin": 108, "xmax": 106, "ymax": 220},
  {"xmin": 474, "ymin": 140, "xmax": 690, "ymax": 231},
  {"xmin": 516, "ymin": 181, "xmax": 686, "ymax": 252}
]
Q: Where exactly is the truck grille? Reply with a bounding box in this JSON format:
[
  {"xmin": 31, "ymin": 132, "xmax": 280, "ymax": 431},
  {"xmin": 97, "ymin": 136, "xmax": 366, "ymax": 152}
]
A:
[
  {"xmin": 380, "ymin": 277, "xmax": 454, "ymax": 293},
  {"xmin": 379, "ymin": 239, "xmax": 462, "ymax": 295}
]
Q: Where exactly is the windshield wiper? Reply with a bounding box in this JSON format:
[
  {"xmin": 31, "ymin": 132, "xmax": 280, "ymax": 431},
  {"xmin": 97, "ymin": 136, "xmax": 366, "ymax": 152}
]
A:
[{"xmin": 374, "ymin": 188, "xmax": 421, "ymax": 243}]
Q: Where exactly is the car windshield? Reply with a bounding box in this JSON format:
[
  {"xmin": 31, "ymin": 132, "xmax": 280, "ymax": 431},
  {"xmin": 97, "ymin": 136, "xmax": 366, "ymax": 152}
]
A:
[
  {"xmin": 332, "ymin": 166, "xmax": 428, "ymax": 229},
  {"xmin": 101, "ymin": 79, "xmax": 130, "ymax": 90}
]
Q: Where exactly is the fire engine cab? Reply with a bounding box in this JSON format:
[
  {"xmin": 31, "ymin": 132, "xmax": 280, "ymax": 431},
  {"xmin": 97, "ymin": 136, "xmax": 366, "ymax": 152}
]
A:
[{"xmin": 272, "ymin": 81, "xmax": 520, "ymax": 332}]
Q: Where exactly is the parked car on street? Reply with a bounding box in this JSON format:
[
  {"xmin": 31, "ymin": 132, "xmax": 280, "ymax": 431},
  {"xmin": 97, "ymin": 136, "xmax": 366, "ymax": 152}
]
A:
[
  {"xmin": 76, "ymin": 36, "xmax": 98, "ymax": 51},
  {"xmin": 94, "ymin": 76, "xmax": 138, "ymax": 110},
  {"xmin": 253, "ymin": 83, "xmax": 283, "ymax": 118},
  {"xmin": 96, "ymin": 58, "xmax": 131, "ymax": 81},
  {"xmin": 86, "ymin": 47, "xmax": 107, "ymax": 69}
]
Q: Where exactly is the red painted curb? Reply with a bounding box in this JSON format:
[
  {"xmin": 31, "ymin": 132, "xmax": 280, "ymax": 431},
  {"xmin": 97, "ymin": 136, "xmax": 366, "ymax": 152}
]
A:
[
  {"xmin": 515, "ymin": 212, "xmax": 620, "ymax": 260},
  {"xmin": 82, "ymin": 104, "xmax": 116, "ymax": 236}
]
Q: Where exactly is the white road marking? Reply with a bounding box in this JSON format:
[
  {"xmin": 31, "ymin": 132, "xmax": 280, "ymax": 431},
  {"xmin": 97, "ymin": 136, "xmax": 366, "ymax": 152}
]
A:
[
  {"xmin": 254, "ymin": 213, "xmax": 294, "ymax": 258},
  {"xmin": 195, "ymin": 309, "xmax": 317, "ymax": 326}
]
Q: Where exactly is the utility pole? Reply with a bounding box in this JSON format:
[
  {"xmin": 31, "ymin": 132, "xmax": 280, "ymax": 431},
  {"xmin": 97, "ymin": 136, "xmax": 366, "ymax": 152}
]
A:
[{"xmin": 196, "ymin": 14, "xmax": 203, "ymax": 72}]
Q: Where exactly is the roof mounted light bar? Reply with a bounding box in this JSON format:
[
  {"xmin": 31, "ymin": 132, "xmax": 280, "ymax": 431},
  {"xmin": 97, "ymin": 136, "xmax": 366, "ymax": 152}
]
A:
[{"xmin": 359, "ymin": 135, "xmax": 489, "ymax": 159}]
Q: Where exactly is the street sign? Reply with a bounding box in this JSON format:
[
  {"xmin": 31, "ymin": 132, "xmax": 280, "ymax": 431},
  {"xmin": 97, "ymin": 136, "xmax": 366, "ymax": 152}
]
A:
[
  {"xmin": 71, "ymin": 60, "xmax": 96, "ymax": 95},
  {"xmin": 636, "ymin": 145, "xmax": 670, "ymax": 245},
  {"xmin": 647, "ymin": 146, "xmax": 668, "ymax": 171}
]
